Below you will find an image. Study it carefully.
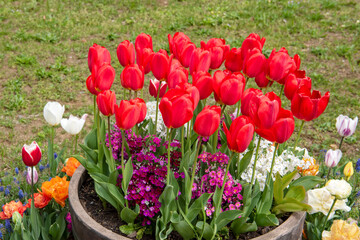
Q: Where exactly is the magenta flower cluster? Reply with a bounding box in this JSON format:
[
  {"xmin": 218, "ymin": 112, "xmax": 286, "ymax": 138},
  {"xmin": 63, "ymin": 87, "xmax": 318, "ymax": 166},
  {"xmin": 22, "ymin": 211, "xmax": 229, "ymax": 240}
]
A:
[
  {"xmin": 193, "ymin": 152, "xmax": 243, "ymax": 217},
  {"xmin": 107, "ymin": 125, "xmax": 183, "ymax": 225}
]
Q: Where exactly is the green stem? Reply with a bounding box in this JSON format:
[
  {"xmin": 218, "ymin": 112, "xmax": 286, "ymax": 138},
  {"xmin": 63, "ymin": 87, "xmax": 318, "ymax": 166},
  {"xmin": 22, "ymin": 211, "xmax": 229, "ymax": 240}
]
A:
[
  {"xmin": 339, "ymin": 136, "xmax": 344, "ymax": 150},
  {"xmin": 181, "ymin": 126, "xmax": 185, "ymax": 159},
  {"xmin": 96, "ymin": 106, "xmax": 100, "ymax": 146},
  {"xmin": 279, "ymin": 84, "xmax": 285, "ymax": 98},
  {"xmin": 236, "ymin": 100, "xmax": 241, "ymax": 118},
  {"xmin": 166, "ymin": 128, "xmax": 172, "ymax": 185},
  {"xmin": 31, "ymin": 166, "xmax": 35, "ymax": 211},
  {"xmin": 154, "ymin": 88, "xmax": 161, "ymax": 135},
  {"xmin": 108, "ymin": 116, "xmax": 115, "ymax": 171},
  {"xmin": 74, "ymin": 134, "xmax": 78, "ymax": 154},
  {"xmin": 267, "ymin": 143, "xmax": 279, "ymax": 185},
  {"xmin": 326, "ymin": 167, "xmax": 332, "ymax": 181},
  {"xmin": 214, "ymin": 151, "xmax": 235, "ymax": 218},
  {"xmin": 321, "ymin": 198, "xmax": 337, "ymax": 233},
  {"xmin": 293, "ymin": 120, "xmax": 305, "ymax": 150},
  {"xmin": 134, "ymin": 91, "xmax": 138, "ymax": 98},
  {"xmin": 213, "ymin": 105, "xmax": 226, "ymax": 152},
  {"xmin": 123, "ymin": 87, "xmax": 126, "ymax": 100},
  {"xmin": 188, "ymin": 139, "xmax": 202, "ymax": 210},
  {"xmin": 141, "ymin": 88, "xmax": 143, "ymax": 99},
  {"xmin": 120, "ymin": 130, "xmax": 128, "ymax": 207},
  {"xmin": 128, "ymin": 90, "xmax": 131, "ymax": 99},
  {"xmin": 250, "ymin": 137, "xmax": 262, "ymax": 185},
  {"xmin": 93, "ymin": 95, "xmax": 96, "ymax": 128}
]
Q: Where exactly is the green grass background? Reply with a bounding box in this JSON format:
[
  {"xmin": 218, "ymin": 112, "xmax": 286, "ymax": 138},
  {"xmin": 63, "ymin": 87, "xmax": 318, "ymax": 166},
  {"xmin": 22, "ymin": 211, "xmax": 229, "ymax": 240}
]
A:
[{"xmin": 0, "ymin": 0, "xmax": 359, "ymax": 172}]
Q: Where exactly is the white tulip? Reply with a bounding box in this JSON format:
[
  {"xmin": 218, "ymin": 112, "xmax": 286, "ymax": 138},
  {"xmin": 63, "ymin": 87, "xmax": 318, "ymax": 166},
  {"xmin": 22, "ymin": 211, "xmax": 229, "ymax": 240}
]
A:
[
  {"xmin": 61, "ymin": 114, "xmax": 88, "ymax": 135},
  {"xmin": 324, "ymin": 149, "xmax": 342, "ymax": 168},
  {"xmin": 43, "ymin": 102, "xmax": 65, "ymax": 126},
  {"xmin": 336, "ymin": 115, "xmax": 358, "ymax": 137},
  {"xmin": 325, "ymin": 179, "xmax": 352, "ymax": 199},
  {"xmin": 26, "ymin": 167, "xmax": 38, "ymax": 185}
]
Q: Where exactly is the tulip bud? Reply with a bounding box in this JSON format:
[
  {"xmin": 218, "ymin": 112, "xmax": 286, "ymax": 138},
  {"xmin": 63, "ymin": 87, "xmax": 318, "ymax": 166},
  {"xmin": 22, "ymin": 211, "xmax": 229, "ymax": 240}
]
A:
[
  {"xmin": 26, "ymin": 167, "xmax": 38, "ymax": 185},
  {"xmin": 96, "ymin": 90, "xmax": 116, "ymax": 116},
  {"xmin": 336, "ymin": 115, "xmax": 358, "ymax": 137},
  {"xmin": 116, "ymin": 40, "xmax": 135, "ymax": 67},
  {"xmin": 136, "ymin": 48, "xmax": 154, "ymax": 74},
  {"xmin": 200, "ymin": 38, "xmax": 229, "ymax": 69},
  {"xmin": 325, "ymin": 149, "xmax": 342, "ymax": 168},
  {"xmin": 61, "ymin": 114, "xmax": 87, "ymax": 135},
  {"xmin": 225, "ymin": 47, "xmax": 242, "ymax": 72},
  {"xmin": 115, "ymin": 100, "xmax": 141, "ymax": 130},
  {"xmin": 344, "ymin": 162, "xmax": 354, "ymax": 181},
  {"xmin": 151, "ymin": 49, "xmax": 173, "ymax": 80},
  {"xmin": 88, "ymin": 43, "xmax": 111, "ymax": 73},
  {"xmin": 242, "ymin": 48, "xmax": 266, "ymax": 78},
  {"xmin": 149, "ymin": 79, "xmax": 167, "ymax": 98},
  {"xmin": 86, "ymin": 75, "xmax": 100, "ymax": 95},
  {"xmin": 223, "ymin": 116, "xmax": 255, "ymax": 153},
  {"xmin": 192, "ymin": 71, "xmax": 213, "ymax": 100},
  {"xmin": 22, "ymin": 141, "xmax": 42, "ymax": 167},
  {"xmin": 189, "ymin": 48, "xmax": 211, "ymax": 75},
  {"xmin": 135, "ymin": 33, "xmax": 153, "ymax": 52},
  {"xmin": 213, "ymin": 70, "xmax": 246, "ymax": 106},
  {"xmin": 130, "ymin": 98, "xmax": 147, "ymax": 124},
  {"xmin": 43, "ymin": 102, "xmax": 65, "ymax": 126},
  {"xmin": 120, "ymin": 64, "xmax": 145, "ymax": 91},
  {"xmin": 241, "ymin": 33, "xmax": 266, "ymax": 61},
  {"xmin": 267, "ymin": 47, "xmax": 297, "ymax": 84},
  {"xmin": 167, "ymin": 66, "xmax": 188, "ymax": 89},
  {"xmin": 194, "ymin": 105, "xmax": 221, "ymax": 137}
]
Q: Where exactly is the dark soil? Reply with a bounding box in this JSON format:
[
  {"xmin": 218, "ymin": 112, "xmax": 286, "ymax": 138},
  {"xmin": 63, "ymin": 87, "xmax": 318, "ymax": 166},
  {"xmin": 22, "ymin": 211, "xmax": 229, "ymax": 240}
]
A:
[{"xmin": 79, "ymin": 175, "xmax": 288, "ymax": 240}]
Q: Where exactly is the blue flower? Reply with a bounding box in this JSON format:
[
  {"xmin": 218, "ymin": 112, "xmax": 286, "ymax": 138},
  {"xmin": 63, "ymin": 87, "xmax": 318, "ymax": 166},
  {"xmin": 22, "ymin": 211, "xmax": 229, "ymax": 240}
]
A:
[
  {"xmin": 46, "ymin": 163, "xmax": 50, "ymax": 168},
  {"xmin": 4, "ymin": 172, "xmax": 9, "ymax": 176},
  {"xmin": 0, "ymin": 186, "xmax": 4, "ymax": 192},
  {"xmin": 356, "ymin": 158, "xmax": 360, "ymax": 173},
  {"xmin": 0, "ymin": 223, "xmax": 4, "ymax": 229},
  {"xmin": 48, "ymin": 177, "xmax": 52, "ymax": 181},
  {"xmin": 0, "ymin": 230, "xmax": 3, "ymax": 239},
  {"xmin": 54, "ymin": 152, "xmax": 58, "ymax": 159},
  {"xmin": 39, "ymin": 164, "xmax": 45, "ymax": 172},
  {"xmin": 15, "ymin": 167, "xmax": 19, "ymax": 175},
  {"xmin": 13, "ymin": 177, "xmax": 17, "ymax": 182},
  {"xmin": 5, "ymin": 219, "xmax": 12, "ymax": 233},
  {"xmin": 4, "ymin": 188, "xmax": 10, "ymax": 196},
  {"xmin": 18, "ymin": 189, "xmax": 24, "ymax": 199},
  {"xmin": 356, "ymin": 191, "xmax": 360, "ymax": 198},
  {"xmin": 7, "ymin": 185, "xmax": 11, "ymax": 190}
]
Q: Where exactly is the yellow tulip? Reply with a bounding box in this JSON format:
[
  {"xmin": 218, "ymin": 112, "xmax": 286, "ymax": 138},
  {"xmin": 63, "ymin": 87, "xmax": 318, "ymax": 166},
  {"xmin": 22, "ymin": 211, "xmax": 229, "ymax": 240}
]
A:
[
  {"xmin": 322, "ymin": 220, "xmax": 360, "ymax": 240},
  {"xmin": 343, "ymin": 162, "xmax": 354, "ymax": 181}
]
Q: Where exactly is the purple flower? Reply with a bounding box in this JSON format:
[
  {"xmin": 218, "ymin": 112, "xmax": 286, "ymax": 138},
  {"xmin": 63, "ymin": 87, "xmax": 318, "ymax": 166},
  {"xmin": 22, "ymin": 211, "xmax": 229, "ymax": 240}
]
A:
[
  {"xmin": 15, "ymin": 168, "xmax": 19, "ymax": 175},
  {"xmin": 0, "ymin": 186, "xmax": 4, "ymax": 192},
  {"xmin": 5, "ymin": 188, "xmax": 10, "ymax": 196},
  {"xmin": 356, "ymin": 158, "xmax": 360, "ymax": 173},
  {"xmin": 65, "ymin": 212, "xmax": 72, "ymax": 232},
  {"xmin": 5, "ymin": 219, "xmax": 12, "ymax": 233}
]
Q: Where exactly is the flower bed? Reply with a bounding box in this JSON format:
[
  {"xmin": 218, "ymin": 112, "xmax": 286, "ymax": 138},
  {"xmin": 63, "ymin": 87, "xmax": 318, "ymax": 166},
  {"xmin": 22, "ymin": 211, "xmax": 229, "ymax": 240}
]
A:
[{"xmin": 0, "ymin": 31, "xmax": 359, "ymax": 240}]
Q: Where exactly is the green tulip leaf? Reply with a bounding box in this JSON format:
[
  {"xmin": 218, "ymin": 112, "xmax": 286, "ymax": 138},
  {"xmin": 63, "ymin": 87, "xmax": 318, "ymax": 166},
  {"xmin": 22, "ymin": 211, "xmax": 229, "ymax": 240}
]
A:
[
  {"xmin": 255, "ymin": 213, "xmax": 279, "ymax": 227},
  {"xmin": 216, "ymin": 210, "xmax": 242, "ymax": 230},
  {"xmin": 231, "ymin": 218, "xmax": 257, "ymax": 234},
  {"xmin": 284, "ymin": 185, "xmax": 306, "ymax": 202},
  {"xmin": 238, "ymin": 149, "xmax": 254, "ymax": 176},
  {"xmin": 94, "ymin": 181, "xmax": 120, "ymax": 211},
  {"xmin": 289, "ymin": 176, "xmax": 324, "ymax": 191},
  {"xmin": 84, "ymin": 128, "xmax": 98, "ymax": 149},
  {"xmin": 272, "ymin": 199, "xmax": 311, "ymax": 215},
  {"xmin": 273, "ymin": 173, "xmax": 283, "ymax": 204},
  {"xmin": 107, "ymin": 183, "xmax": 125, "ymax": 209},
  {"xmin": 195, "ymin": 221, "xmax": 214, "ymax": 240},
  {"xmin": 171, "ymin": 220, "xmax": 195, "ymax": 240},
  {"xmin": 187, "ymin": 193, "xmax": 212, "ymax": 222},
  {"xmin": 122, "ymin": 158, "xmax": 133, "ymax": 194},
  {"xmin": 120, "ymin": 207, "xmax": 139, "ymax": 224}
]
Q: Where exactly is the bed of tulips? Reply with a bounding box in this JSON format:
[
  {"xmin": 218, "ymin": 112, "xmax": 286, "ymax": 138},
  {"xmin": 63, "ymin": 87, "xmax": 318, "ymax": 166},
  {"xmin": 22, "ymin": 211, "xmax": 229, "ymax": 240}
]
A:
[{"xmin": 0, "ymin": 31, "xmax": 359, "ymax": 240}]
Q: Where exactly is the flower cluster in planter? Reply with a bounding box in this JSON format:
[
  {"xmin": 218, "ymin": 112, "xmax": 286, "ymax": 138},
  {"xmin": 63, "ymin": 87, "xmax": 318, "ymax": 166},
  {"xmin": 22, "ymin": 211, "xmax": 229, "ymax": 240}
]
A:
[{"xmin": 0, "ymin": 30, "xmax": 359, "ymax": 240}]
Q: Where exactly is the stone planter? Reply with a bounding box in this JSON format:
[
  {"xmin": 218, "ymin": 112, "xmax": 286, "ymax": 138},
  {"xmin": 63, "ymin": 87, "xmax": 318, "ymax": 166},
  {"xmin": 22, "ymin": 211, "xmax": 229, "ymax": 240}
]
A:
[{"xmin": 69, "ymin": 165, "xmax": 306, "ymax": 240}]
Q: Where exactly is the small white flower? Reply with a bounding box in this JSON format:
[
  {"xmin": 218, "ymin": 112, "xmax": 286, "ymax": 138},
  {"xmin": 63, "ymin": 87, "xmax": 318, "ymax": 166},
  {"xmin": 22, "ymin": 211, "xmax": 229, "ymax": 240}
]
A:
[
  {"xmin": 325, "ymin": 179, "xmax": 352, "ymax": 199},
  {"xmin": 61, "ymin": 114, "xmax": 88, "ymax": 135},
  {"xmin": 43, "ymin": 101, "xmax": 65, "ymax": 126},
  {"xmin": 26, "ymin": 167, "xmax": 38, "ymax": 185}
]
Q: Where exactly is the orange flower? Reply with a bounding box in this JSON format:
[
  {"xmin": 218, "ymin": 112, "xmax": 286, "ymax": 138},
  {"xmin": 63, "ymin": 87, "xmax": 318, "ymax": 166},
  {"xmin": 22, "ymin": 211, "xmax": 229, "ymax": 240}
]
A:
[
  {"xmin": 0, "ymin": 201, "xmax": 28, "ymax": 220},
  {"xmin": 26, "ymin": 193, "xmax": 52, "ymax": 209},
  {"xmin": 41, "ymin": 176, "xmax": 70, "ymax": 207},
  {"xmin": 62, "ymin": 157, "xmax": 81, "ymax": 177},
  {"xmin": 297, "ymin": 157, "xmax": 319, "ymax": 176}
]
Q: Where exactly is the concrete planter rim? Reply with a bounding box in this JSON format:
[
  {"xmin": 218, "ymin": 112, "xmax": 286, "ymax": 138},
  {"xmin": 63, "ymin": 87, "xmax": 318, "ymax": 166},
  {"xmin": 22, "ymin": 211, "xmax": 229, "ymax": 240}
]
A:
[{"xmin": 69, "ymin": 165, "xmax": 306, "ymax": 240}]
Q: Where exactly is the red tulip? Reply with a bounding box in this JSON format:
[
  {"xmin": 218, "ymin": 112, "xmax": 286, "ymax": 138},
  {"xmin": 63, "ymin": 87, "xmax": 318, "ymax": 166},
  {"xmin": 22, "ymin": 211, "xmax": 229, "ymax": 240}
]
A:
[
  {"xmin": 117, "ymin": 40, "xmax": 135, "ymax": 67},
  {"xmin": 255, "ymin": 71, "xmax": 272, "ymax": 88},
  {"xmin": 225, "ymin": 48, "xmax": 242, "ymax": 72},
  {"xmin": 120, "ymin": 64, "xmax": 145, "ymax": 91},
  {"xmin": 251, "ymin": 93, "xmax": 281, "ymax": 129},
  {"xmin": 213, "ymin": 70, "xmax": 246, "ymax": 105},
  {"xmin": 223, "ymin": 116, "xmax": 255, "ymax": 153},
  {"xmin": 167, "ymin": 66, "xmax": 188, "ymax": 89},
  {"xmin": 189, "ymin": 48, "xmax": 211, "ymax": 75},
  {"xmin": 22, "ymin": 141, "xmax": 42, "ymax": 167},
  {"xmin": 255, "ymin": 108, "xmax": 295, "ymax": 143},
  {"xmin": 241, "ymin": 33, "xmax": 266, "ymax": 60},
  {"xmin": 241, "ymin": 88, "xmax": 263, "ymax": 117},
  {"xmin": 242, "ymin": 48, "xmax": 266, "ymax": 78},
  {"xmin": 200, "ymin": 38, "xmax": 230, "ymax": 69},
  {"xmin": 168, "ymin": 32, "xmax": 195, "ymax": 68},
  {"xmin": 149, "ymin": 79, "xmax": 167, "ymax": 98},
  {"xmin": 130, "ymin": 98, "xmax": 147, "ymax": 124},
  {"xmin": 194, "ymin": 105, "xmax": 221, "ymax": 137},
  {"xmin": 115, "ymin": 100, "xmax": 141, "ymax": 130},
  {"xmin": 86, "ymin": 75, "xmax": 100, "ymax": 95},
  {"xmin": 284, "ymin": 71, "xmax": 312, "ymax": 100},
  {"xmin": 96, "ymin": 90, "xmax": 116, "ymax": 116},
  {"xmin": 88, "ymin": 43, "xmax": 111, "ymax": 72},
  {"xmin": 291, "ymin": 86, "xmax": 330, "ymax": 121},
  {"xmin": 267, "ymin": 48, "xmax": 297, "ymax": 84},
  {"xmin": 92, "ymin": 63, "xmax": 115, "ymax": 92},
  {"xmin": 135, "ymin": 33, "xmax": 153, "ymax": 52},
  {"xmin": 192, "ymin": 71, "xmax": 213, "ymax": 100},
  {"xmin": 151, "ymin": 49, "xmax": 173, "ymax": 80},
  {"xmin": 159, "ymin": 89, "xmax": 194, "ymax": 129},
  {"xmin": 136, "ymin": 48, "xmax": 154, "ymax": 74},
  {"xmin": 176, "ymin": 83, "xmax": 200, "ymax": 110}
]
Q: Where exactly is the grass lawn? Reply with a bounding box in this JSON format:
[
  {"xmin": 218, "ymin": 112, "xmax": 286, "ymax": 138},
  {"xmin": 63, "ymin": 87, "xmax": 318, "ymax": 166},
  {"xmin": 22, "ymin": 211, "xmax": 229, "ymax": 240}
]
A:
[{"xmin": 0, "ymin": 0, "xmax": 359, "ymax": 173}]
